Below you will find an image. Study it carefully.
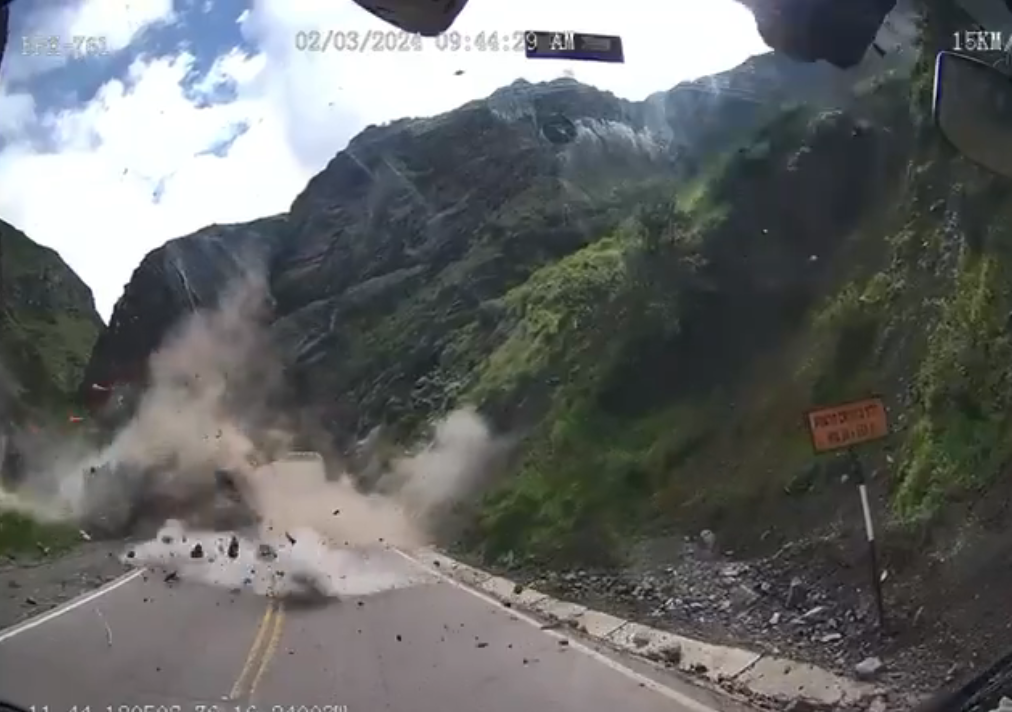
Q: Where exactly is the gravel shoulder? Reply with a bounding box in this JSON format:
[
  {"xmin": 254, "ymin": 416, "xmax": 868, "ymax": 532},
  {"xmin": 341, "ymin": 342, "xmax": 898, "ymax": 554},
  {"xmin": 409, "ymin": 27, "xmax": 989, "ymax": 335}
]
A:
[
  {"xmin": 0, "ymin": 542, "xmax": 132, "ymax": 630},
  {"xmin": 456, "ymin": 527, "xmax": 995, "ymax": 710}
]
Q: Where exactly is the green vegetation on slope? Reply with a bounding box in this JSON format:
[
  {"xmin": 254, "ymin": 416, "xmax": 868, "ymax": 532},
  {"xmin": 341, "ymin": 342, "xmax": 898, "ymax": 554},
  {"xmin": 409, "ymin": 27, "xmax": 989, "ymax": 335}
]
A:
[
  {"xmin": 0, "ymin": 511, "xmax": 80, "ymax": 558},
  {"xmin": 0, "ymin": 220, "xmax": 103, "ymax": 416},
  {"xmin": 0, "ymin": 221, "xmax": 102, "ymax": 556},
  {"xmin": 447, "ymin": 93, "xmax": 911, "ymax": 565}
]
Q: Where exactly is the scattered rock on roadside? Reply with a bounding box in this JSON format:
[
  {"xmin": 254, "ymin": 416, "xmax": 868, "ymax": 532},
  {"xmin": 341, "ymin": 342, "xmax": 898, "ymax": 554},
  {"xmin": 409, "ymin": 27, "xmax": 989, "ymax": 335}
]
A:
[
  {"xmin": 786, "ymin": 578, "xmax": 808, "ymax": 609},
  {"xmin": 855, "ymin": 656, "xmax": 884, "ymax": 680}
]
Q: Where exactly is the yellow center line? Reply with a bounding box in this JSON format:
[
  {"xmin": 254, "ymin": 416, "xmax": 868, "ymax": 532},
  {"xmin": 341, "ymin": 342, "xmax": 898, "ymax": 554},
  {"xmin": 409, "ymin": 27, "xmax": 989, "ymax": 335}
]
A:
[
  {"xmin": 229, "ymin": 599, "xmax": 279, "ymax": 700},
  {"xmin": 248, "ymin": 603, "xmax": 286, "ymax": 698}
]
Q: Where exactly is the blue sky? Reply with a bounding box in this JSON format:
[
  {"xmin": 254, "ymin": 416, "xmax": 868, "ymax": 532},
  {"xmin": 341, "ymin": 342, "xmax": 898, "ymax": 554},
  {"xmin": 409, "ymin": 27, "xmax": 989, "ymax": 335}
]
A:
[{"xmin": 0, "ymin": 0, "xmax": 769, "ymax": 319}]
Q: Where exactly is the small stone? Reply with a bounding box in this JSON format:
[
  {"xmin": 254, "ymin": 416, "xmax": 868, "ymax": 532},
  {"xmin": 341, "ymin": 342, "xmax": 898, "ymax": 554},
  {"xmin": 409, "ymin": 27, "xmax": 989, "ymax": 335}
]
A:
[
  {"xmin": 819, "ymin": 633, "xmax": 842, "ymax": 643},
  {"xmin": 784, "ymin": 701, "xmax": 818, "ymax": 712},
  {"xmin": 769, "ymin": 612, "xmax": 781, "ymax": 625},
  {"xmin": 24, "ymin": 596, "xmax": 37, "ymax": 605},
  {"xmin": 866, "ymin": 696, "xmax": 887, "ymax": 712},
  {"xmin": 855, "ymin": 656, "xmax": 884, "ymax": 680},
  {"xmin": 656, "ymin": 645, "xmax": 682, "ymax": 666},
  {"xmin": 632, "ymin": 632, "xmax": 651, "ymax": 648},
  {"xmin": 785, "ymin": 578, "xmax": 808, "ymax": 609}
]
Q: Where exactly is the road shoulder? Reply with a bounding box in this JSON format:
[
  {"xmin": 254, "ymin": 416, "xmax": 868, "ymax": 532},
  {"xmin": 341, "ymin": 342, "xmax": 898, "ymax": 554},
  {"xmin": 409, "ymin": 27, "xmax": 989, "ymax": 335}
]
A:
[
  {"xmin": 400, "ymin": 548, "xmax": 905, "ymax": 712},
  {"xmin": 0, "ymin": 541, "xmax": 132, "ymax": 631}
]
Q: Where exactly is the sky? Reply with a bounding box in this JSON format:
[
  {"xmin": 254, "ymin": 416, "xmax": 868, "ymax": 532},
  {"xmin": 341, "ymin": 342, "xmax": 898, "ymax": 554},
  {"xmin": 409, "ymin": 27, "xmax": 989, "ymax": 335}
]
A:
[{"xmin": 0, "ymin": 0, "xmax": 770, "ymax": 320}]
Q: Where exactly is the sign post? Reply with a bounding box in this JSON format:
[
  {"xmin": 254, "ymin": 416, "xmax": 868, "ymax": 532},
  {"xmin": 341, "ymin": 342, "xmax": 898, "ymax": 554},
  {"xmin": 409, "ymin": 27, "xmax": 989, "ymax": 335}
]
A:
[
  {"xmin": 805, "ymin": 396, "xmax": 890, "ymax": 630},
  {"xmin": 848, "ymin": 448, "xmax": 886, "ymax": 630}
]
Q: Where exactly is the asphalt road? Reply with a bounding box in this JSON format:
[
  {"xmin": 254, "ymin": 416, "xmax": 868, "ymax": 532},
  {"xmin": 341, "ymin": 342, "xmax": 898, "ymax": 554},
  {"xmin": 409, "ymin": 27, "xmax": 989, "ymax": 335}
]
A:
[{"xmin": 0, "ymin": 544, "xmax": 748, "ymax": 712}]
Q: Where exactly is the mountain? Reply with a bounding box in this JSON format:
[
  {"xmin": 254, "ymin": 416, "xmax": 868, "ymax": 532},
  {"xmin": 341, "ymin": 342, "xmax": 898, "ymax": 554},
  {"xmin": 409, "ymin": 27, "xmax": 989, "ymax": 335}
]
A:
[
  {"xmin": 0, "ymin": 219, "xmax": 103, "ymax": 419},
  {"xmin": 81, "ymin": 217, "xmax": 285, "ymax": 394},
  {"xmin": 81, "ymin": 45, "xmax": 923, "ymax": 564},
  {"xmin": 83, "ymin": 53, "xmax": 854, "ymax": 425}
]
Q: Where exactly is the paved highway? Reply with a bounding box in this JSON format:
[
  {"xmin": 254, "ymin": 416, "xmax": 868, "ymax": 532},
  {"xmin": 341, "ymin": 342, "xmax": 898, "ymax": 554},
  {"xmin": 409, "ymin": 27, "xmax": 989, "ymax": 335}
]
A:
[{"xmin": 0, "ymin": 458, "xmax": 750, "ymax": 712}]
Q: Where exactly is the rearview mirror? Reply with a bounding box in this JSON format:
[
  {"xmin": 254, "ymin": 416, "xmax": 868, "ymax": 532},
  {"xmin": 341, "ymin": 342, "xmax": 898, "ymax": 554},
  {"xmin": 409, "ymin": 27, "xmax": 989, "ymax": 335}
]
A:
[{"xmin": 934, "ymin": 51, "xmax": 1012, "ymax": 178}]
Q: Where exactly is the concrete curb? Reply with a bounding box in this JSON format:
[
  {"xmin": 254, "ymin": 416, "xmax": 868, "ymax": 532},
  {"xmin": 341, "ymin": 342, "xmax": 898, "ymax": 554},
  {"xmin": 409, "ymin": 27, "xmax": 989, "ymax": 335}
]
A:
[{"xmin": 411, "ymin": 548, "xmax": 886, "ymax": 711}]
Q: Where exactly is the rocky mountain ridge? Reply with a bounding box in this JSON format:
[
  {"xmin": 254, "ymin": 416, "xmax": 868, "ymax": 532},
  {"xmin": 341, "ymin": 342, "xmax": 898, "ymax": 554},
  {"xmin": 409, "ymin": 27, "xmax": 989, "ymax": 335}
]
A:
[{"xmin": 83, "ymin": 52, "xmax": 854, "ymax": 431}]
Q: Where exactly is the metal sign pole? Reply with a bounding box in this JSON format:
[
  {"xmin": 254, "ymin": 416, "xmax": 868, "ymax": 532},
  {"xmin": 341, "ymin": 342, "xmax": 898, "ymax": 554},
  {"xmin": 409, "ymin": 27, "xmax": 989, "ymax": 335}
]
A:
[{"xmin": 848, "ymin": 448, "xmax": 886, "ymax": 630}]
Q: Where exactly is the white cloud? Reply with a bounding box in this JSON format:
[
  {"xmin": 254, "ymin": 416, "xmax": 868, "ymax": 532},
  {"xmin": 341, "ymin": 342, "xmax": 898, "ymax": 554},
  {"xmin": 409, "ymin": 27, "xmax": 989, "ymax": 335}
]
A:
[
  {"xmin": 0, "ymin": 0, "xmax": 769, "ymax": 319},
  {"xmin": 0, "ymin": 91, "xmax": 36, "ymax": 136},
  {"xmin": 64, "ymin": 0, "xmax": 176, "ymax": 51}
]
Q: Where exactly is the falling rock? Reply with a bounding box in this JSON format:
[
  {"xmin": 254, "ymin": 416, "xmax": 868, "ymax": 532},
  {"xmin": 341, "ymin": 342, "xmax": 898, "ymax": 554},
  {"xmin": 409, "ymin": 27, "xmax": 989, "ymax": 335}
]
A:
[
  {"xmin": 855, "ymin": 656, "xmax": 884, "ymax": 680},
  {"xmin": 699, "ymin": 530, "xmax": 717, "ymax": 550}
]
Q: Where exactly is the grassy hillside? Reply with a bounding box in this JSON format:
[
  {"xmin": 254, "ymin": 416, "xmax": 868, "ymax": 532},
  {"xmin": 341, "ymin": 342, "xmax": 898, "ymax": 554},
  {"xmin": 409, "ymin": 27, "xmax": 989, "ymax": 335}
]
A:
[
  {"xmin": 437, "ymin": 8, "xmax": 1012, "ymax": 568},
  {"xmin": 0, "ymin": 220, "xmax": 102, "ymax": 555},
  {"xmin": 0, "ymin": 219, "xmax": 103, "ymax": 418}
]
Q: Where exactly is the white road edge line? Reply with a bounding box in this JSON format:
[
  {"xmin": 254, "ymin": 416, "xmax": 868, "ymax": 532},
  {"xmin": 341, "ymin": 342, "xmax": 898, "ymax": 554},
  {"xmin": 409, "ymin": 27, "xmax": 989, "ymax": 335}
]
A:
[
  {"xmin": 391, "ymin": 548, "xmax": 720, "ymax": 712},
  {"xmin": 0, "ymin": 567, "xmax": 145, "ymax": 643}
]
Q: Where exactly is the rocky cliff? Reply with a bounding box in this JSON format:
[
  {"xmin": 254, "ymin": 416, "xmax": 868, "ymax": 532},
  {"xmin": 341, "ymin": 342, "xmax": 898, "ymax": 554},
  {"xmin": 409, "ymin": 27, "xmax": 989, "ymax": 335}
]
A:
[{"xmin": 81, "ymin": 217, "xmax": 285, "ymax": 396}]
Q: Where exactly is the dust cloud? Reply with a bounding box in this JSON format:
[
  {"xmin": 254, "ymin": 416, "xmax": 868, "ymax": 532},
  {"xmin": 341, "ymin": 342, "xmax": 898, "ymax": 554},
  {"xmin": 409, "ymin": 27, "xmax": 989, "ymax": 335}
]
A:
[{"xmin": 0, "ymin": 276, "xmax": 505, "ymax": 600}]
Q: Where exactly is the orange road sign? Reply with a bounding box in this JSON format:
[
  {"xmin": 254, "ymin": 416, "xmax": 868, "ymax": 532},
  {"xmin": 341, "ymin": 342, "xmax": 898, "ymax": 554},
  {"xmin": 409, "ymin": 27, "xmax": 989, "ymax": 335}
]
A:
[{"xmin": 805, "ymin": 397, "xmax": 889, "ymax": 453}]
